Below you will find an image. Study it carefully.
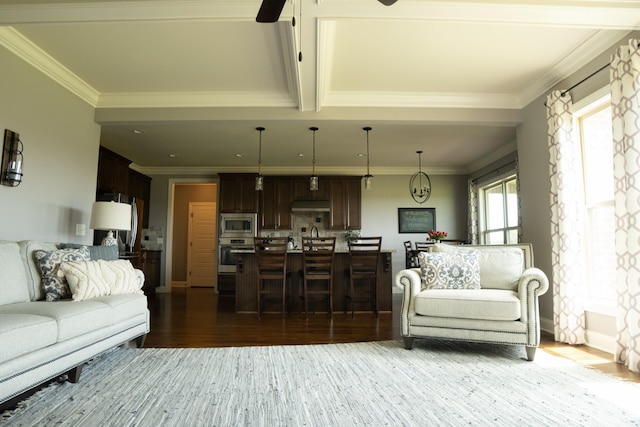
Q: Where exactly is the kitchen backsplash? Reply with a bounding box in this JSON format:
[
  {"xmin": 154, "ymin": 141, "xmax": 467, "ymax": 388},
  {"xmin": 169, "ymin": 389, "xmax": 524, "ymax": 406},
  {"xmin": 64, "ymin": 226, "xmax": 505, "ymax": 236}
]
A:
[
  {"xmin": 141, "ymin": 227, "xmax": 164, "ymax": 251},
  {"xmin": 258, "ymin": 212, "xmax": 359, "ymax": 251}
]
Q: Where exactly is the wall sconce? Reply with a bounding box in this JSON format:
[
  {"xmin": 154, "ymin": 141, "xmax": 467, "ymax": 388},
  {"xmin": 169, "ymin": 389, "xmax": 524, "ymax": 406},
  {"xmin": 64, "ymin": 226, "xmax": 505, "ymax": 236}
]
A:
[
  {"xmin": 90, "ymin": 201, "xmax": 132, "ymax": 246},
  {"xmin": 2, "ymin": 129, "xmax": 24, "ymax": 187}
]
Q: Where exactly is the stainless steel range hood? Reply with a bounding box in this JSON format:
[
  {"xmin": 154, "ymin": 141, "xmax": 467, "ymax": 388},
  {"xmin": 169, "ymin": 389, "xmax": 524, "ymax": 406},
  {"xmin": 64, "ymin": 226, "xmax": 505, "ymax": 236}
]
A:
[{"xmin": 290, "ymin": 200, "xmax": 330, "ymax": 212}]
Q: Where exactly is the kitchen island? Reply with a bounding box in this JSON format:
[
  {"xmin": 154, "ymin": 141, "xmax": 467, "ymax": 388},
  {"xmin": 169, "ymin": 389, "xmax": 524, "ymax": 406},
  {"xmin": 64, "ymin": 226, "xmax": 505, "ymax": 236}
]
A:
[{"xmin": 234, "ymin": 250, "xmax": 394, "ymax": 314}]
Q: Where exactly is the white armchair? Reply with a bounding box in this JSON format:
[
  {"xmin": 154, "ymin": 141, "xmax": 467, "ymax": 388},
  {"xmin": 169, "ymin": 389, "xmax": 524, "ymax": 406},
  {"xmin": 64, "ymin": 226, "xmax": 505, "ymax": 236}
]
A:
[{"xmin": 395, "ymin": 243, "xmax": 549, "ymax": 361}]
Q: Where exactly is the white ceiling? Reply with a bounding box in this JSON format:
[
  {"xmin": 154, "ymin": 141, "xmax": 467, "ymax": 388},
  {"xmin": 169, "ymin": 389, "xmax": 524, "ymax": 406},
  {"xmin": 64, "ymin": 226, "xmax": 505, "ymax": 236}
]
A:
[{"xmin": 0, "ymin": 0, "xmax": 638, "ymax": 175}]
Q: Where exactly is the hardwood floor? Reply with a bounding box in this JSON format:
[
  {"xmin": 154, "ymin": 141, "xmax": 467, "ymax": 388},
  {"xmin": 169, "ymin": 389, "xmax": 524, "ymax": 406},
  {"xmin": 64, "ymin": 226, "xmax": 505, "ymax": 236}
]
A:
[{"xmin": 146, "ymin": 287, "xmax": 640, "ymax": 383}]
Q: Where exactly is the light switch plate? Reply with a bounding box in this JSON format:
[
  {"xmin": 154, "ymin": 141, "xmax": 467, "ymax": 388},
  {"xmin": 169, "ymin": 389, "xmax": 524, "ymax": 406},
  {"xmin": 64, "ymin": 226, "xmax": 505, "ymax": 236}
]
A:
[{"xmin": 75, "ymin": 224, "xmax": 86, "ymax": 236}]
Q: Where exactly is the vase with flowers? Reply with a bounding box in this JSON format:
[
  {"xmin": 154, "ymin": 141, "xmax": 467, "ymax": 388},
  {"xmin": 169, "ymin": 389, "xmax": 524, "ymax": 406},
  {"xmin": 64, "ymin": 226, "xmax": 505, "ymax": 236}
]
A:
[{"xmin": 427, "ymin": 229, "xmax": 448, "ymax": 243}]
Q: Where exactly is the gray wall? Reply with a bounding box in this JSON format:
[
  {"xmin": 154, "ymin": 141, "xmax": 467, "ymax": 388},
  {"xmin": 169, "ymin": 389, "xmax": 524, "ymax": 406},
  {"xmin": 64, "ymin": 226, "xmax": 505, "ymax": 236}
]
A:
[{"xmin": 0, "ymin": 46, "xmax": 100, "ymax": 243}]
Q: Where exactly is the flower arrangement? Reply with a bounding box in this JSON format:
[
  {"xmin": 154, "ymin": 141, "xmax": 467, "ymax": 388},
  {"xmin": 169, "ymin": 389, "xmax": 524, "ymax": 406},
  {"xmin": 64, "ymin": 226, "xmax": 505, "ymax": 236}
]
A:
[{"xmin": 427, "ymin": 229, "xmax": 448, "ymax": 241}]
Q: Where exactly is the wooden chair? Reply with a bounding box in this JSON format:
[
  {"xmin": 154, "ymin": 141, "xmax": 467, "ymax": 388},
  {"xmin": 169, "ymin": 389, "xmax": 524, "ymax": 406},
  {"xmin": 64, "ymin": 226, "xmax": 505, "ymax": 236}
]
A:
[
  {"xmin": 345, "ymin": 236, "xmax": 382, "ymax": 318},
  {"xmin": 414, "ymin": 241, "xmax": 433, "ymax": 252},
  {"xmin": 300, "ymin": 237, "xmax": 336, "ymax": 318},
  {"xmin": 404, "ymin": 240, "xmax": 419, "ymax": 269},
  {"xmin": 254, "ymin": 237, "xmax": 289, "ymax": 318}
]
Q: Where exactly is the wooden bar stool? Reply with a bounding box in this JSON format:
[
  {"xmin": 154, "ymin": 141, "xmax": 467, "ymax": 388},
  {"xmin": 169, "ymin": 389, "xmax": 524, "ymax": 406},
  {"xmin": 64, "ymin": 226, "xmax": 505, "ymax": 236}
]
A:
[
  {"xmin": 254, "ymin": 237, "xmax": 289, "ymax": 318},
  {"xmin": 345, "ymin": 236, "xmax": 382, "ymax": 318},
  {"xmin": 300, "ymin": 237, "xmax": 336, "ymax": 318}
]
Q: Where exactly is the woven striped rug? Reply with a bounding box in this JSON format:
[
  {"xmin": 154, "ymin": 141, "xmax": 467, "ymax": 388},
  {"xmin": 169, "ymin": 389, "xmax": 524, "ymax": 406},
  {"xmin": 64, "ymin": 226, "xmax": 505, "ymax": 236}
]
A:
[{"xmin": 3, "ymin": 340, "xmax": 640, "ymax": 426}]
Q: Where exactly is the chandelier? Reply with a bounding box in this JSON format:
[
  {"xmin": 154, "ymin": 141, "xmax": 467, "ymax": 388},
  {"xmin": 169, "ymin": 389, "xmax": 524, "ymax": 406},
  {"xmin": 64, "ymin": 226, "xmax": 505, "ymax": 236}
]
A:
[{"xmin": 410, "ymin": 150, "xmax": 431, "ymax": 203}]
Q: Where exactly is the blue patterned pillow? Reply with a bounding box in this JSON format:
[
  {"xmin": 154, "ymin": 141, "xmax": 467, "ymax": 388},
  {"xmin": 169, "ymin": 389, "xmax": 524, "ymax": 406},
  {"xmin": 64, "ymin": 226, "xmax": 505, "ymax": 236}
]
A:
[
  {"xmin": 34, "ymin": 247, "xmax": 90, "ymax": 301},
  {"xmin": 58, "ymin": 243, "xmax": 118, "ymax": 261},
  {"xmin": 418, "ymin": 250, "xmax": 481, "ymax": 290}
]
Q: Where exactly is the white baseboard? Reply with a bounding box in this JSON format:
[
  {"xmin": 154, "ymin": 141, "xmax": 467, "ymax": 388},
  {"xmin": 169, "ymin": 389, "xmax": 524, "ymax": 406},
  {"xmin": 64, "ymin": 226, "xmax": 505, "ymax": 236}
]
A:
[{"xmin": 539, "ymin": 316, "xmax": 615, "ymax": 356}]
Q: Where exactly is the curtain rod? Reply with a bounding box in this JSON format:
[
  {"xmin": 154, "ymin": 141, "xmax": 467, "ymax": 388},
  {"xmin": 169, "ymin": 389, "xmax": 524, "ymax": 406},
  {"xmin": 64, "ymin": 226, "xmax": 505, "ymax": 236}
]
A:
[
  {"xmin": 560, "ymin": 62, "xmax": 609, "ymax": 97},
  {"xmin": 471, "ymin": 160, "xmax": 517, "ymax": 184}
]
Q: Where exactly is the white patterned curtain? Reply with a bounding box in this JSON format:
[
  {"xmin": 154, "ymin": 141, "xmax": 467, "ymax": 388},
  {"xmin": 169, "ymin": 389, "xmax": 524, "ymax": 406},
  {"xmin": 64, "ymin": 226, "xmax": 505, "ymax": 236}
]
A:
[
  {"xmin": 610, "ymin": 39, "xmax": 640, "ymax": 373},
  {"xmin": 467, "ymin": 179, "xmax": 478, "ymax": 244},
  {"xmin": 546, "ymin": 90, "xmax": 586, "ymax": 345}
]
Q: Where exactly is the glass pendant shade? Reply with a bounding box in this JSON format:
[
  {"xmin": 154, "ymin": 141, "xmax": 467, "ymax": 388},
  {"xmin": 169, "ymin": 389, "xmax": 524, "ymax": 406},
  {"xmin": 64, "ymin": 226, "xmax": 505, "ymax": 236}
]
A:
[
  {"xmin": 255, "ymin": 127, "xmax": 265, "ymax": 191},
  {"xmin": 309, "ymin": 127, "xmax": 319, "ymax": 191},
  {"xmin": 363, "ymin": 127, "xmax": 373, "ymax": 190}
]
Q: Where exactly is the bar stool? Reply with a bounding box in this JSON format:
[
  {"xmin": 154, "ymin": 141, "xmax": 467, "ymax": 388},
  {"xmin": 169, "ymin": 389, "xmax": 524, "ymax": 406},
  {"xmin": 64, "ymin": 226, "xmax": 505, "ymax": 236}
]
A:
[
  {"xmin": 345, "ymin": 236, "xmax": 382, "ymax": 318},
  {"xmin": 254, "ymin": 237, "xmax": 289, "ymax": 318},
  {"xmin": 404, "ymin": 240, "xmax": 419, "ymax": 269},
  {"xmin": 300, "ymin": 237, "xmax": 336, "ymax": 318}
]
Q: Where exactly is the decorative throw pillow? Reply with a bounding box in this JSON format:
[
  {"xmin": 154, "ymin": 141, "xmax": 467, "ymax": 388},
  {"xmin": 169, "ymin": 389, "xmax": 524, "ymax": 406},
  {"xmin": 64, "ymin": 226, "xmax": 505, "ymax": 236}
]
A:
[
  {"xmin": 33, "ymin": 247, "xmax": 90, "ymax": 301},
  {"xmin": 60, "ymin": 259, "xmax": 142, "ymax": 301},
  {"xmin": 418, "ymin": 250, "xmax": 481, "ymax": 290},
  {"xmin": 58, "ymin": 243, "xmax": 118, "ymax": 261}
]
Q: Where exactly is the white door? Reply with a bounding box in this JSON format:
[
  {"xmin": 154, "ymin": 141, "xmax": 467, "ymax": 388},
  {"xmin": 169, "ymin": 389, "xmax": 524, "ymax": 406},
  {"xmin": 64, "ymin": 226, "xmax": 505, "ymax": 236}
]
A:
[{"xmin": 187, "ymin": 202, "xmax": 217, "ymax": 288}]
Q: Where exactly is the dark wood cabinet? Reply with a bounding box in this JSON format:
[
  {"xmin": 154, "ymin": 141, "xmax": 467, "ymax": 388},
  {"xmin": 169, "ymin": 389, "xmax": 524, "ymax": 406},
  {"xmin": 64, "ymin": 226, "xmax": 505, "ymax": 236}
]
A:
[
  {"xmin": 97, "ymin": 147, "xmax": 131, "ymax": 194},
  {"xmin": 260, "ymin": 177, "xmax": 293, "ymax": 230},
  {"xmin": 292, "ymin": 176, "xmax": 330, "ymax": 201},
  {"xmin": 141, "ymin": 250, "xmax": 161, "ymax": 294},
  {"xmin": 329, "ymin": 177, "xmax": 361, "ymax": 230},
  {"xmin": 128, "ymin": 169, "xmax": 151, "ymax": 228},
  {"xmin": 219, "ymin": 173, "xmax": 259, "ymax": 213}
]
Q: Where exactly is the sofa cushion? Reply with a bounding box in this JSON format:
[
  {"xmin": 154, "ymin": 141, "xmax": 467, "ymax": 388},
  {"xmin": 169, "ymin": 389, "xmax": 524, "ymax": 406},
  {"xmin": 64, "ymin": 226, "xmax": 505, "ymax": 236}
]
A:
[
  {"xmin": 60, "ymin": 260, "xmax": 143, "ymax": 301},
  {"xmin": 93, "ymin": 294, "xmax": 148, "ymax": 324},
  {"xmin": 33, "ymin": 247, "xmax": 90, "ymax": 301},
  {"xmin": 414, "ymin": 289, "xmax": 521, "ymax": 321},
  {"xmin": 0, "ymin": 300, "xmax": 112, "ymax": 342},
  {"xmin": 418, "ymin": 250, "xmax": 480, "ymax": 290},
  {"xmin": 433, "ymin": 244, "xmax": 524, "ymax": 291},
  {"xmin": 0, "ymin": 313, "xmax": 57, "ymax": 363},
  {"xmin": 0, "ymin": 242, "xmax": 30, "ymax": 305},
  {"xmin": 17, "ymin": 241, "xmax": 59, "ymax": 301}
]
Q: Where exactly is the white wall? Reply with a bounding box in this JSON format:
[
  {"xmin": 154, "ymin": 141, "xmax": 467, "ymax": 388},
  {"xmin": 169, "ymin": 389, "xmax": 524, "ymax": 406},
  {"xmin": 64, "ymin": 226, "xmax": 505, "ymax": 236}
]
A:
[
  {"xmin": 0, "ymin": 46, "xmax": 100, "ymax": 243},
  {"xmin": 361, "ymin": 174, "xmax": 469, "ymax": 283}
]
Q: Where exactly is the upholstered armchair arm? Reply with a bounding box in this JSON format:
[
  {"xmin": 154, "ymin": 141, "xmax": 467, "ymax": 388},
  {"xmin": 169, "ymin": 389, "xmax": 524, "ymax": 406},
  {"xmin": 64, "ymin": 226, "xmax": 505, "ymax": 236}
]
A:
[
  {"xmin": 518, "ymin": 267, "xmax": 549, "ymax": 346},
  {"xmin": 395, "ymin": 268, "xmax": 422, "ymax": 336},
  {"xmin": 134, "ymin": 268, "xmax": 146, "ymax": 290}
]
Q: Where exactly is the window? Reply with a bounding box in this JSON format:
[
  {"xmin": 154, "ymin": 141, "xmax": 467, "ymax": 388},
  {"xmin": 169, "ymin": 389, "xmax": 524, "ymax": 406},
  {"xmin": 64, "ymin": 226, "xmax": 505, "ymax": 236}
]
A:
[
  {"xmin": 479, "ymin": 175, "xmax": 518, "ymax": 244},
  {"xmin": 575, "ymin": 96, "xmax": 616, "ymax": 308}
]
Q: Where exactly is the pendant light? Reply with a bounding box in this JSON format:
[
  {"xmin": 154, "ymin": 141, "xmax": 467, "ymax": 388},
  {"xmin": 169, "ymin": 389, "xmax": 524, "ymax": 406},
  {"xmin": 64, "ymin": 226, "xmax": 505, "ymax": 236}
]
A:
[
  {"xmin": 309, "ymin": 127, "xmax": 319, "ymax": 191},
  {"xmin": 255, "ymin": 127, "xmax": 265, "ymax": 191},
  {"xmin": 410, "ymin": 150, "xmax": 432, "ymax": 203},
  {"xmin": 363, "ymin": 126, "xmax": 373, "ymax": 190}
]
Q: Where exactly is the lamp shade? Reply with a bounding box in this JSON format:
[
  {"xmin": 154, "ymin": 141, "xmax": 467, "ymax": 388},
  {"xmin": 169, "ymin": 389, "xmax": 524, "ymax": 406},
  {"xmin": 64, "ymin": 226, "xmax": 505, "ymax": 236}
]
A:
[{"xmin": 90, "ymin": 201, "xmax": 132, "ymax": 231}]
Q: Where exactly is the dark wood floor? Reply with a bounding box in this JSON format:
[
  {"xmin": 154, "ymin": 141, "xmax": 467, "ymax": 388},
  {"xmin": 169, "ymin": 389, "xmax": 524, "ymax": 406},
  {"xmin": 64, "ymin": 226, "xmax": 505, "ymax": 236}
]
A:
[{"xmin": 146, "ymin": 287, "xmax": 640, "ymax": 383}]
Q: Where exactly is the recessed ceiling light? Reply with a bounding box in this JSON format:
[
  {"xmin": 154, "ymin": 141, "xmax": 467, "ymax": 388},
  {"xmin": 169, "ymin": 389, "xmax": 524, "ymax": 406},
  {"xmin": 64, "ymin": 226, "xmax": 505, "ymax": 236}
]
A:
[
  {"xmin": 132, "ymin": 129, "xmax": 145, "ymax": 134},
  {"xmin": 357, "ymin": 153, "xmax": 367, "ymax": 157},
  {"xmin": 168, "ymin": 153, "xmax": 178, "ymax": 158},
  {"xmin": 235, "ymin": 153, "xmax": 245, "ymax": 158},
  {"xmin": 298, "ymin": 153, "xmax": 307, "ymax": 157}
]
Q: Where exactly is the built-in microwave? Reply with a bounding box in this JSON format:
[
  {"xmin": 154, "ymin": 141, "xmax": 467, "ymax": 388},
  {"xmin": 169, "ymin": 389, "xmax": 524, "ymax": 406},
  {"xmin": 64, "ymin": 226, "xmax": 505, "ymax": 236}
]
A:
[{"xmin": 219, "ymin": 213, "xmax": 258, "ymax": 237}]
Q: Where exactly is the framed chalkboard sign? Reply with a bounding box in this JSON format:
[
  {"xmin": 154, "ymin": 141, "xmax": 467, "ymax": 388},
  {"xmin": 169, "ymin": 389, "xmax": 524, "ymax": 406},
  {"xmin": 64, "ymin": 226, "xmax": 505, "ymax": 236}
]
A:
[{"xmin": 398, "ymin": 208, "xmax": 435, "ymax": 233}]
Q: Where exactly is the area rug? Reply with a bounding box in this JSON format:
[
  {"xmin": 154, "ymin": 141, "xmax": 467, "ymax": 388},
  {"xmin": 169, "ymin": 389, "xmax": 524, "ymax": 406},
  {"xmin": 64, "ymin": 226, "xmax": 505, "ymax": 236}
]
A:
[{"xmin": 3, "ymin": 340, "xmax": 640, "ymax": 426}]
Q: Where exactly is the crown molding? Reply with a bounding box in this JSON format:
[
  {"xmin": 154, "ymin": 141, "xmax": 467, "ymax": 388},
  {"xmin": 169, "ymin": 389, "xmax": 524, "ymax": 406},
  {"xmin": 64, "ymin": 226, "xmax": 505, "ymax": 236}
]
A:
[
  {"xmin": 96, "ymin": 91, "xmax": 296, "ymax": 109},
  {"xmin": 0, "ymin": 27, "xmax": 99, "ymax": 106},
  {"xmin": 322, "ymin": 90, "xmax": 521, "ymax": 110}
]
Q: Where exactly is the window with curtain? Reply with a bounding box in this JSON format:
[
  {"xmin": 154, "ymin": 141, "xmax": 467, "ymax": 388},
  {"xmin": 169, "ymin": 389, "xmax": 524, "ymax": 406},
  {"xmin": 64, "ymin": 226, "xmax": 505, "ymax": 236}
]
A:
[
  {"xmin": 575, "ymin": 95, "xmax": 616, "ymax": 312},
  {"xmin": 478, "ymin": 175, "xmax": 518, "ymax": 244}
]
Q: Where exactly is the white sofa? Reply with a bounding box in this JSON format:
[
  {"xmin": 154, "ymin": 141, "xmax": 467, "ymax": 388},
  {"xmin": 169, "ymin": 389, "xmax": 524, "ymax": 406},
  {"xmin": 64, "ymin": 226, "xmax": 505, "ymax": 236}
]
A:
[
  {"xmin": 395, "ymin": 243, "xmax": 549, "ymax": 361},
  {"xmin": 0, "ymin": 240, "xmax": 150, "ymax": 407}
]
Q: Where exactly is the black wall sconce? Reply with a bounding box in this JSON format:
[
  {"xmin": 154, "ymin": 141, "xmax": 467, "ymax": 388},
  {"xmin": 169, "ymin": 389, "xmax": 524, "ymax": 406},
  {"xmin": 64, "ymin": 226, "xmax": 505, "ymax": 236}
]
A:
[{"xmin": 2, "ymin": 129, "xmax": 24, "ymax": 187}]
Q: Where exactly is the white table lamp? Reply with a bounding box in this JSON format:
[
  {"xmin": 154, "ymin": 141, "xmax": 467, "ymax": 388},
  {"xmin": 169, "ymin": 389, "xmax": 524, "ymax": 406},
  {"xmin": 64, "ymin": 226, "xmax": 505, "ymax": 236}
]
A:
[{"xmin": 90, "ymin": 201, "xmax": 132, "ymax": 246}]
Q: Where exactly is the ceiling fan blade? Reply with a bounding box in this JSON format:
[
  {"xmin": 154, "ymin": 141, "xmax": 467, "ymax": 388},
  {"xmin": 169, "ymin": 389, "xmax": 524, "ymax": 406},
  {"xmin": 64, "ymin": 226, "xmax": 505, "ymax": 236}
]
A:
[
  {"xmin": 378, "ymin": 0, "xmax": 398, "ymax": 5},
  {"xmin": 256, "ymin": 0, "xmax": 287, "ymax": 23}
]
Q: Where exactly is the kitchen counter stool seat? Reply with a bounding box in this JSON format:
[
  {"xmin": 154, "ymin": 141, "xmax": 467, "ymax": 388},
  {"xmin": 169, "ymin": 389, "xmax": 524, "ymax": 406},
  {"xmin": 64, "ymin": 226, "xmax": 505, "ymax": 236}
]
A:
[{"xmin": 254, "ymin": 237, "xmax": 290, "ymax": 318}]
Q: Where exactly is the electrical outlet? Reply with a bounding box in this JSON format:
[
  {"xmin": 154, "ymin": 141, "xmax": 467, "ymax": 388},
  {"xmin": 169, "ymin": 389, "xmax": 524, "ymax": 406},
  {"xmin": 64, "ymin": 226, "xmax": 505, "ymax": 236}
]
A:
[{"xmin": 75, "ymin": 224, "xmax": 86, "ymax": 236}]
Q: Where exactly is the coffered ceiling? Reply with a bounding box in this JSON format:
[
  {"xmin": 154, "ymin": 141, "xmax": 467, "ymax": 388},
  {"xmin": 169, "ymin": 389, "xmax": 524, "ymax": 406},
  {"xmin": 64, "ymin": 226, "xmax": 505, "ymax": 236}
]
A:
[{"xmin": 0, "ymin": 1, "xmax": 638, "ymax": 175}]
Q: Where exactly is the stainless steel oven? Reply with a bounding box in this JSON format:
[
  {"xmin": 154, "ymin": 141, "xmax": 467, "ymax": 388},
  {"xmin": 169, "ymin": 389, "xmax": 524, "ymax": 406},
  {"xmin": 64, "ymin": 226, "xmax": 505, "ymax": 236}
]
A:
[{"xmin": 218, "ymin": 237, "xmax": 253, "ymax": 274}]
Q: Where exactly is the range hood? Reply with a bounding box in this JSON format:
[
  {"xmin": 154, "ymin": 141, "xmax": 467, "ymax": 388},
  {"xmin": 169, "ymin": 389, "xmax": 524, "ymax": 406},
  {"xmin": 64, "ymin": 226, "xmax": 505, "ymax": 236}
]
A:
[{"xmin": 291, "ymin": 200, "xmax": 330, "ymax": 212}]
